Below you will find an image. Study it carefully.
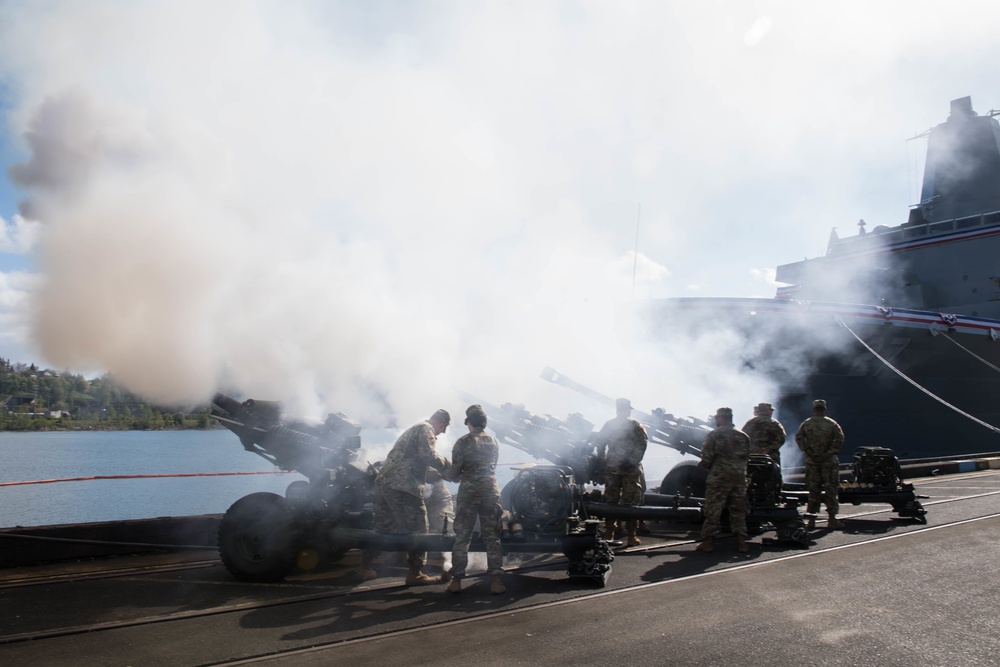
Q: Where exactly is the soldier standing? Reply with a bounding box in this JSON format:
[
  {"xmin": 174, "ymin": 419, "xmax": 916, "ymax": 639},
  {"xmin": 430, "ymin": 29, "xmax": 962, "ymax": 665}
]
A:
[
  {"xmin": 597, "ymin": 398, "xmax": 648, "ymax": 547},
  {"xmin": 446, "ymin": 404, "xmax": 505, "ymax": 595},
  {"xmin": 795, "ymin": 399, "xmax": 846, "ymax": 530},
  {"xmin": 357, "ymin": 409, "xmax": 451, "ymax": 585},
  {"xmin": 742, "ymin": 402, "xmax": 787, "ymax": 467},
  {"xmin": 695, "ymin": 407, "xmax": 751, "ymax": 553}
]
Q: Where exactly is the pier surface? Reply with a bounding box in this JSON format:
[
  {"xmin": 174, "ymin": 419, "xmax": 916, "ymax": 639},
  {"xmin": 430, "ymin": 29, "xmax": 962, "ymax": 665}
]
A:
[{"xmin": 1, "ymin": 468, "xmax": 998, "ymax": 666}]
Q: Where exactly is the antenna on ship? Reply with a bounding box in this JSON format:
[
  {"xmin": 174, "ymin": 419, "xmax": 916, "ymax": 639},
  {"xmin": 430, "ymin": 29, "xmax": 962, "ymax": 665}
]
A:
[{"xmin": 906, "ymin": 128, "xmax": 931, "ymax": 209}]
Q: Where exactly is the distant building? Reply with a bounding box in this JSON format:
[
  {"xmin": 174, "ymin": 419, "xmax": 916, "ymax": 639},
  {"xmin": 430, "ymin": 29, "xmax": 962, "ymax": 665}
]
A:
[{"xmin": 3, "ymin": 395, "xmax": 38, "ymax": 414}]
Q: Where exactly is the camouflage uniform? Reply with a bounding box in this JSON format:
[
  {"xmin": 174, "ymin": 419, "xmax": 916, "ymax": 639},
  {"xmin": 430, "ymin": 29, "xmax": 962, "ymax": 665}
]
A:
[
  {"xmin": 598, "ymin": 415, "xmax": 648, "ymax": 532},
  {"xmin": 370, "ymin": 420, "xmax": 450, "ymax": 569},
  {"xmin": 795, "ymin": 414, "xmax": 844, "ymax": 516},
  {"xmin": 447, "ymin": 426, "xmax": 503, "ymax": 577},
  {"xmin": 741, "ymin": 415, "xmax": 786, "ymax": 466},
  {"xmin": 699, "ymin": 422, "xmax": 751, "ymax": 539}
]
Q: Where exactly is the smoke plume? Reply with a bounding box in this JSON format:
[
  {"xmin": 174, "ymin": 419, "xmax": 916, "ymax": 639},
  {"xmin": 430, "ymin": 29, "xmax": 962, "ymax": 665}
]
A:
[{"xmin": 1, "ymin": 1, "xmax": 993, "ymax": 444}]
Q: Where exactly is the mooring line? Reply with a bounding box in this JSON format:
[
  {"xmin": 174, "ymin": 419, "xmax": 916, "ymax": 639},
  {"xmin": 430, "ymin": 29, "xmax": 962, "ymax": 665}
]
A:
[{"xmin": 836, "ymin": 316, "xmax": 1000, "ymax": 434}]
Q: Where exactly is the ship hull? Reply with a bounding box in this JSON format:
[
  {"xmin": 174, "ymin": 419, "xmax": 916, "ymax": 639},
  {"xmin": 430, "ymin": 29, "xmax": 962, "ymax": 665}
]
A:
[{"xmin": 644, "ymin": 297, "xmax": 1000, "ymax": 461}]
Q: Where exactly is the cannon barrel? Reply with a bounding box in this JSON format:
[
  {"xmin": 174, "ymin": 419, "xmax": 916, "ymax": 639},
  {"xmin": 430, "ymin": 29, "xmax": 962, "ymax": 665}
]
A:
[
  {"xmin": 210, "ymin": 393, "xmax": 364, "ymax": 484},
  {"xmin": 539, "ymin": 367, "xmax": 711, "ymax": 457},
  {"xmin": 466, "ymin": 398, "xmax": 604, "ymax": 485}
]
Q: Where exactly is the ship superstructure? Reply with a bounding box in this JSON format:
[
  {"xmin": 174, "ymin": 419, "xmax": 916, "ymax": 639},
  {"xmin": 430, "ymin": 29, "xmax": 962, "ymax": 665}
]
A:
[{"xmin": 648, "ymin": 97, "xmax": 1000, "ymax": 460}]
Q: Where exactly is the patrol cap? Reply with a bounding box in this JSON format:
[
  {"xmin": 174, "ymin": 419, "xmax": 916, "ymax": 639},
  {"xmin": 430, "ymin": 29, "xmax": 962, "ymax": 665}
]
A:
[
  {"xmin": 431, "ymin": 409, "xmax": 451, "ymax": 425},
  {"xmin": 716, "ymin": 407, "xmax": 732, "ymax": 417},
  {"xmin": 464, "ymin": 404, "xmax": 487, "ymax": 427},
  {"xmin": 813, "ymin": 399, "xmax": 827, "ymax": 409},
  {"xmin": 616, "ymin": 398, "xmax": 632, "ymax": 411},
  {"xmin": 757, "ymin": 402, "xmax": 773, "ymax": 412}
]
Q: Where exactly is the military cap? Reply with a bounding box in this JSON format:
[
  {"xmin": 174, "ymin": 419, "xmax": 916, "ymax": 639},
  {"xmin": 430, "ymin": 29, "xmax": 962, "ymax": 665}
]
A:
[
  {"xmin": 616, "ymin": 398, "xmax": 632, "ymax": 410},
  {"xmin": 813, "ymin": 399, "xmax": 827, "ymax": 409},
  {"xmin": 716, "ymin": 407, "xmax": 733, "ymax": 417},
  {"xmin": 464, "ymin": 404, "xmax": 487, "ymax": 427},
  {"xmin": 431, "ymin": 409, "xmax": 451, "ymax": 425},
  {"xmin": 757, "ymin": 402, "xmax": 773, "ymax": 412}
]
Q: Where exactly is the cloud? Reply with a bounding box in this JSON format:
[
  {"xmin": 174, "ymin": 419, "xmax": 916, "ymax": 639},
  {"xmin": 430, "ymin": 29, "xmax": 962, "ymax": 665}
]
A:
[
  {"xmin": 0, "ymin": 214, "xmax": 40, "ymax": 254},
  {"xmin": 0, "ymin": 269, "xmax": 42, "ymax": 356}
]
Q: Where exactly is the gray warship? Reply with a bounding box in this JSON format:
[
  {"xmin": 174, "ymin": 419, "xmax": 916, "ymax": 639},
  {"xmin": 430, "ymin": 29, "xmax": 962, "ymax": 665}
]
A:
[{"xmin": 646, "ymin": 96, "xmax": 1000, "ymax": 460}]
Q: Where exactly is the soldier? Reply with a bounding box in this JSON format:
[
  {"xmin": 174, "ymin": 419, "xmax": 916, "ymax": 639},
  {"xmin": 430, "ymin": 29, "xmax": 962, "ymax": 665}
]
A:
[
  {"xmin": 795, "ymin": 399, "xmax": 846, "ymax": 530},
  {"xmin": 695, "ymin": 407, "xmax": 751, "ymax": 553},
  {"xmin": 357, "ymin": 409, "xmax": 451, "ymax": 585},
  {"xmin": 445, "ymin": 404, "xmax": 505, "ymax": 595},
  {"xmin": 742, "ymin": 402, "xmax": 787, "ymax": 467},
  {"xmin": 597, "ymin": 398, "xmax": 648, "ymax": 547}
]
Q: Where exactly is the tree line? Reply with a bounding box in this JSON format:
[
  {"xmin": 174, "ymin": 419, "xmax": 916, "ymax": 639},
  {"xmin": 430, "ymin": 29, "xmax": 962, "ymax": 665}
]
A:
[{"xmin": 0, "ymin": 358, "xmax": 214, "ymax": 431}]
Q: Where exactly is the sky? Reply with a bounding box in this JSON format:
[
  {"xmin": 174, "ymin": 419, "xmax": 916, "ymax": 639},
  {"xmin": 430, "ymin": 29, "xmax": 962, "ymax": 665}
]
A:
[{"xmin": 0, "ymin": 0, "xmax": 998, "ymax": 431}]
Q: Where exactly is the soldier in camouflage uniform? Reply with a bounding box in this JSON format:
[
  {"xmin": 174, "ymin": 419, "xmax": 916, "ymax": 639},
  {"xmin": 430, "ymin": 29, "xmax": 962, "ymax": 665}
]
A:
[
  {"xmin": 445, "ymin": 405, "xmax": 505, "ymax": 595},
  {"xmin": 597, "ymin": 398, "xmax": 648, "ymax": 547},
  {"xmin": 357, "ymin": 409, "xmax": 451, "ymax": 585},
  {"xmin": 695, "ymin": 407, "xmax": 751, "ymax": 553},
  {"xmin": 742, "ymin": 402, "xmax": 787, "ymax": 467},
  {"xmin": 795, "ymin": 399, "xmax": 846, "ymax": 530}
]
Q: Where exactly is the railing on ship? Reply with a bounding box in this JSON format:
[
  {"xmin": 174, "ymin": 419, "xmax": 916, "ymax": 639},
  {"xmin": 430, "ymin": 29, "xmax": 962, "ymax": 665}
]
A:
[{"xmin": 829, "ymin": 209, "xmax": 1000, "ymax": 256}]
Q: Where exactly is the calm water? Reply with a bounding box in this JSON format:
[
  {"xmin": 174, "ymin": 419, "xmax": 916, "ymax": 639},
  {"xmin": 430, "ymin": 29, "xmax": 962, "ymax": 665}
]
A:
[{"xmin": 0, "ymin": 429, "xmax": 685, "ymax": 528}]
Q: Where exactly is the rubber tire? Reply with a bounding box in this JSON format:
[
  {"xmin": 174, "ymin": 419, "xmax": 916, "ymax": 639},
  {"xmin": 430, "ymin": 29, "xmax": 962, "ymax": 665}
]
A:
[
  {"xmin": 658, "ymin": 460, "xmax": 708, "ymax": 497},
  {"xmin": 219, "ymin": 492, "xmax": 299, "ymax": 582}
]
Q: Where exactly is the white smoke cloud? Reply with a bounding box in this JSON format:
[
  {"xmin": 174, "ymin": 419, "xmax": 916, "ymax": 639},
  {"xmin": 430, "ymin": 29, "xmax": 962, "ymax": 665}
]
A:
[{"xmin": 1, "ymin": 0, "xmax": 999, "ymax": 441}]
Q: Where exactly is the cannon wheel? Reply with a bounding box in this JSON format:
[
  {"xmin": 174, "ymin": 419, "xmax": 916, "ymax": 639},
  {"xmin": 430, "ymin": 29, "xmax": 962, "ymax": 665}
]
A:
[
  {"xmin": 219, "ymin": 492, "xmax": 300, "ymax": 582},
  {"xmin": 659, "ymin": 460, "xmax": 707, "ymax": 498}
]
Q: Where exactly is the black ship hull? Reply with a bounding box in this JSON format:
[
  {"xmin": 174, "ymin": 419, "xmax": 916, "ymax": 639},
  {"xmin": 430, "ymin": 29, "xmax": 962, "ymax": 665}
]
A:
[{"xmin": 645, "ymin": 297, "xmax": 1000, "ymax": 461}]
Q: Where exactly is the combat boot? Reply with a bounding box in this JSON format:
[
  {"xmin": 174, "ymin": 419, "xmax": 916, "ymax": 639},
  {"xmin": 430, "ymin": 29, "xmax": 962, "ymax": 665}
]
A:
[
  {"xmin": 828, "ymin": 514, "xmax": 846, "ymax": 530},
  {"xmin": 490, "ymin": 574, "xmax": 506, "ymax": 595},
  {"xmin": 405, "ymin": 567, "xmax": 437, "ymax": 586},
  {"xmin": 626, "ymin": 527, "xmax": 641, "ymax": 547},
  {"xmin": 806, "ymin": 516, "xmax": 816, "ymax": 530},
  {"xmin": 695, "ymin": 537, "xmax": 714, "ymax": 553},
  {"xmin": 357, "ymin": 552, "xmax": 378, "ymax": 581},
  {"xmin": 446, "ymin": 577, "xmax": 462, "ymax": 594},
  {"xmin": 736, "ymin": 535, "xmax": 748, "ymax": 553}
]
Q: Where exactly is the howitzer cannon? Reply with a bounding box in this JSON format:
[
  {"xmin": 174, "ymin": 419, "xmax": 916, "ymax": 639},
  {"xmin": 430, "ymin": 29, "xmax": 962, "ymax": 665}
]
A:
[
  {"xmin": 210, "ymin": 393, "xmax": 377, "ymax": 581},
  {"xmin": 481, "ymin": 399, "xmax": 807, "ymax": 544},
  {"xmin": 539, "ymin": 366, "xmax": 712, "ymax": 496},
  {"xmin": 475, "ymin": 399, "xmax": 706, "ymax": 525},
  {"xmin": 213, "ymin": 394, "xmax": 613, "ymax": 585}
]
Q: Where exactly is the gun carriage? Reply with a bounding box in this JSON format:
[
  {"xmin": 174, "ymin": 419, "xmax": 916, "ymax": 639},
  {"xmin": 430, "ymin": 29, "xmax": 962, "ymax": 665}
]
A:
[{"xmin": 783, "ymin": 446, "xmax": 928, "ymax": 524}]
